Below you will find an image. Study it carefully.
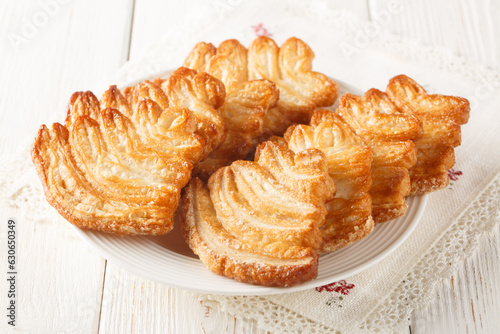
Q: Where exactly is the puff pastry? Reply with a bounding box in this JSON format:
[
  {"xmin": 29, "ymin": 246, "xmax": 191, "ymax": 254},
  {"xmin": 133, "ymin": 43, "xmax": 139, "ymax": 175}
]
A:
[
  {"xmin": 184, "ymin": 39, "xmax": 279, "ymax": 178},
  {"xmin": 386, "ymin": 75, "xmax": 470, "ymax": 195},
  {"xmin": 32, "ymin": 69, "xmax": 227, "ymax": 235},
  {"xmin": 284, "ymin": 112, "xmax": 374, "ymax": 253},
  {"xmin": 179, "ymin": 141, "xmax": 335, "ymax": 286},
  {"xmin": 248, "ymin": 37, "xmax": 338, "ymax": 138},
  {"xmin": 102, "ymin": 82, "xmax": 206, "ymax": 164},
  {"xmin": 154, "ymin": 67, "xmax": 228, "ymax": 158},
  {"xmin": 335, "ymin": 90, "xmax": 420, "ymax": 223}
]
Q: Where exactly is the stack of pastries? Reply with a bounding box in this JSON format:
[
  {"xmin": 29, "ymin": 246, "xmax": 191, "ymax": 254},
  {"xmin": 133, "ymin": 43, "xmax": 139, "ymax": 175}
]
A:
[{"xmin": 32, "ymin": 36, "xmax": 470, "ymax": 287}]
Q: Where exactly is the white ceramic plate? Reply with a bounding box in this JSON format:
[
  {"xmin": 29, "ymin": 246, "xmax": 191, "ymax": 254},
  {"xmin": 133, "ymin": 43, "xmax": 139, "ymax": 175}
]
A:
[{"xmin": 72, "ymin": 74, "xmax": 428, "ymax": 295}]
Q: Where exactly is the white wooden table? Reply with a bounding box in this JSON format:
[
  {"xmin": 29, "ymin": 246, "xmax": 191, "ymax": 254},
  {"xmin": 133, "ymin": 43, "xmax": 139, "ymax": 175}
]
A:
[{"xmin": 1, "ymin": 1, "xmax": 499, "ymax": 333}]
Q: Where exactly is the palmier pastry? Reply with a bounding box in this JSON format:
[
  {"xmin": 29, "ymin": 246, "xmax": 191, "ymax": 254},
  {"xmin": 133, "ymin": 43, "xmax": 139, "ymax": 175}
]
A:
[
  {"xmin": 386, "ymin": 75, "xmax": 470, "ymax": 194},
  {"xmin": 248, "ymin": 36, "xmax": 338, "ymax": 138},
  {"xmin": 335, "ymin": 90, "xmax": 420, "ymax": 223},
  {"xmin": 100, "ymin": 83, "xmax": 205, "ymax": 165},
  {"xmin": 179, "ymin": 141, "xmax": 335, "ymax": 286},
  {"xmin": 153, "ymin": 67, "xmax": 228, "ymax": 159},
  {"xmin": 32, "ymin": 69, "xmax": 227, "ymax": 235},
  {"xmin": 184, "ymin": 39, "xmax": 279, "ymax": 179},
  {"xmin": 284, "ymin": 112, "xmax": 373, "ymax": 253}
]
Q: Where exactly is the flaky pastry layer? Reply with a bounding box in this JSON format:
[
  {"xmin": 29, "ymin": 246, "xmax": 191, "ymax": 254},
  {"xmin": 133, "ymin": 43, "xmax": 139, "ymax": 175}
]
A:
[
  {"xmin": 249, "ymin": 36, "xmax": 338, "ymax": 138},
  {"xmin": 386, "ymin": 75, "xmax": 470, "ymax": 195},
  {"xmin": 334, "ymin": 89, "xmax": 420, "ymax": 223},
  {"xmin": 184, "ymin": 39, "xmax": 279, "ymax": 179},
  {"xmin": 284, "ymin": 112, "xmax": 374, "ymax": 253},
  {"xmin": 185, "ymin": 36, "xmax": 338, "ymax": 165},
  {"xmin": 179, "ymin": 141, "xmax": 335, "ymax": 286}
]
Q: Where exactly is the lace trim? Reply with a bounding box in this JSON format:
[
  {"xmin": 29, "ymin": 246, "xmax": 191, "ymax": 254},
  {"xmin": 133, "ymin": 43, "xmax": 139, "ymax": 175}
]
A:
[
  {"xmin": 361, "ymin": 172, "xmax": 500, "ymax": 331},
  {"xmin": 202, "ymin": 297, "xmax": 335, "ymax": 334}
]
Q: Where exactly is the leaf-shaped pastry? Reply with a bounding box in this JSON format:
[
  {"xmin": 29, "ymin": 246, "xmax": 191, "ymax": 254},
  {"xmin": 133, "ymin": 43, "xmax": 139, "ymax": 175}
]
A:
[
  {"xmin": 121, "ymin": 69, "xmax": 226, "ymax": 162},
  {"xmin": 32, "ymin": 120, "xmax": 178, "ymax": 235},
  {"xmin": 248, "ymin": 36, "xmax": 338, "ymax": 137},
  {"xmin": 179, "ymin": 141, "xmax": 335, "ymax": 286},
  {"xmin": 102, "ymin": 82, "xmax": 206, "ymax": 164},
  {"xmin": 158, "ymin": 67, "xmax": 227, "ymax": 158},
  {"xmin": 285, "ymin": 111, "xmax": 373, "ymax": 253},
  {"xmin": 335, "ymin": 90, "xmax": 419, "ymax": 223},
  {"xmin": 184, "ymin": 39, "xmax": 279, "ymax": 179},
  {"xmin": 32, "ymin": 68, "xmax": 227, "ymax": 235},
  {"xmin": 386, "ymin": 75, "xmax": 470, "ymax": 194},
  {"xmin": 70, "ymin": 109, "xmax": 189, "ymax": 206}
]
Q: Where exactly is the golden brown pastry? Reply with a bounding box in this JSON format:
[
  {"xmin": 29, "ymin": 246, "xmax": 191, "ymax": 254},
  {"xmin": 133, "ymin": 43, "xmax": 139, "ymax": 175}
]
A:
[
  {"xmin": 64, "ymin": 91, "xmax": 101, "ymax": 127},
  {"xmin": 32, "ymin": 112, "xmax": 184, "ymax": 235},
  {"xmin": 184, "ymin": 39, "xmax": 279, "ymax": 178},
  {"xmin": 154, "ymin": 67, "xmax": 228, "ymax": 159},
  {"xmin": 32, "ymin": 69, "xmax": 227, "ymax": 235},
  {"xmin": 335, "ymin": 90, "xmax": 420, "ymax": 223},
  {"xmin": 248, "ymin": 36, "xmax": 338, "ymax": 138},
  {"xmin": 32, "ymin": 123, "xmax": 174, "ymax": 235},
  {"xmin": 106, "ymin": 81, "xmax": 206, "ymax": 164},
  {"xmin": 284, "ymin": 112, "xmax": 373, "ymax": 253},
  {"xmin": 179, "ymin": 141, "xmax": 335, "ymax": 286},
  {"xmin": 386, "ymin": 75, "xmax": 470, "ymax": 195}
]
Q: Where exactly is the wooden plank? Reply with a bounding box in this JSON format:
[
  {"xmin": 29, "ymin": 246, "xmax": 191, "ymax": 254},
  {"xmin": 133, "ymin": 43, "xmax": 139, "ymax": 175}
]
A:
[
  {"xmin": 369, "ymin": 0, "xmax": 498, "ymax": 68},
  {"xmin": 0, "ymin": 0, "xmax": 134, "ymax": 155},
  {"xmin": 0, "ymin": 207, "xmax": 106, "ymax": 334},
  {"xmin": 98, "ymin": 263, "xmax": 269, "ymax": 334},
  {"xmin": 411, "ymin": 227, "xmax": 500, "ymax": 333},
  {"xmin": 0, "ymin": 0, "xmax": 134, "ymax": 333}
]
